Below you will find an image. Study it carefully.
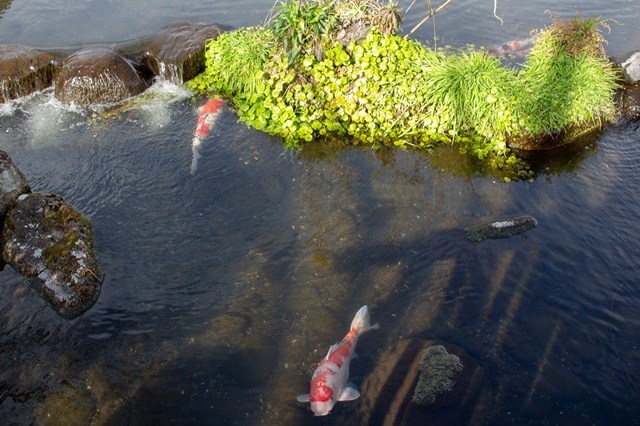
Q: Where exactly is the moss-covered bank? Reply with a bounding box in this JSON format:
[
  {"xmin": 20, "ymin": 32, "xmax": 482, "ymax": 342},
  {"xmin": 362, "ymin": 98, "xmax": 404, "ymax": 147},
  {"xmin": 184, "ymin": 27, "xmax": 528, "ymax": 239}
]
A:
[{"xmin": 189, "ymin": 0, "xmax": 619, "ymax": 175}]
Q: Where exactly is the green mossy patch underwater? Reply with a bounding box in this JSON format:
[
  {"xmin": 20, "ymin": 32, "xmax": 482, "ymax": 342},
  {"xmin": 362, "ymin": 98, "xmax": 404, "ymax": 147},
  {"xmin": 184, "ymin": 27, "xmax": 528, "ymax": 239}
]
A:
[{"xmin": 188, "ymin": 0, "xmax": 620, "ymax": 178}]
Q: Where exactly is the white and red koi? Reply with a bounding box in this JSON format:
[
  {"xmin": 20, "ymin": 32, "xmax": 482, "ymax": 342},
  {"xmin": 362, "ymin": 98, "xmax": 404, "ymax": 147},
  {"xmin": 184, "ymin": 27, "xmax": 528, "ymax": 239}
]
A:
[
  {"xmin": 487, "ymin": 35, "xmax": 537, "ymax": 57},
  {"xmin": 297, "ymin": 305, "xmax": 379, "ymax": 416},
  {"xmin": 191, "ymin": 98, "xmax": 224, "ymax": 175}
]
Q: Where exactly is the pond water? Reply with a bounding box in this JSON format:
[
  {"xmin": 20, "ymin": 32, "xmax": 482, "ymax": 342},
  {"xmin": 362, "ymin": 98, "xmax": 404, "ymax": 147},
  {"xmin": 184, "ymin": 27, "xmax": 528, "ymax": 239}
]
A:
[{"xmin": 1, "ymin": 0, "xmax": 640, "ymax": 425}]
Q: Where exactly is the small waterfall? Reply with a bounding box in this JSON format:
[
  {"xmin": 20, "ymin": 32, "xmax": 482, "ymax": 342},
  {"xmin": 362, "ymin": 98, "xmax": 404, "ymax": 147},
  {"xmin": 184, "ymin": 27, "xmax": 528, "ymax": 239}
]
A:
[
  {"xmin": 0, "ymin": 63, "xmax": 57, "ymax": 104},
  {"xmin": 156, "ymin": 61, "xmax": 184, "ymax": 86}
]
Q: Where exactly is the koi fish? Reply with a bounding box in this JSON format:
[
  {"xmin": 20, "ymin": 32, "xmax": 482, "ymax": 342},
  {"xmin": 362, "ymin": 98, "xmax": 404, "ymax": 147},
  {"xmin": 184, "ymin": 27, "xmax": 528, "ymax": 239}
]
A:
[
  {"xmin": 191, "ymin": 98, "xmax": 224, "ymax": 175},
  {"xmin": 297, "ymin": 305, "xmax": 379, "ymax": 416},
  {"xmin": 487, "ymin": 36, "xmax": 537, "ymax": 57}
]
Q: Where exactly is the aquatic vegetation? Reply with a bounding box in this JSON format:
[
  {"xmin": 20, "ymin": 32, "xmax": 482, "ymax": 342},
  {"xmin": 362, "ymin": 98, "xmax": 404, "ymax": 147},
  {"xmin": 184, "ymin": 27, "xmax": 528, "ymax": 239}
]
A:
[
  {"xmin": 412, "ymin": 345, "xmax": 463, "ymax": 406},
  {"xmin": 188, "ymin": 1, "xmax": 620, "ymax": 175}
]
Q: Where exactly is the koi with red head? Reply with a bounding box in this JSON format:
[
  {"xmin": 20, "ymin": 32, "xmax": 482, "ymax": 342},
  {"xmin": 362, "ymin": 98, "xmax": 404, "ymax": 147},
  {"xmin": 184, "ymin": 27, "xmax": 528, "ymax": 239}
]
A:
[
  {"xmin": 191, "ymin": 98, "xmax": 224, "ymax": 174},
  {"xmin": 297, "ymin": 305, "xmax": 379, "ymax": 416}
]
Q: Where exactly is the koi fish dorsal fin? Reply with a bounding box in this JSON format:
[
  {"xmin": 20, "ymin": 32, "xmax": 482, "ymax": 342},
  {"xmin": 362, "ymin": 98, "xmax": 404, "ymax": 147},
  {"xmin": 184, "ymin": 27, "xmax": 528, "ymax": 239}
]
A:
[
  {"xmin": 325, "ymin": 343, "xmax": 340, "ymax": 359},
  {"xmin": 338, "ymin": 383, "xmax": 360, "ymax": 401},
  {"xmin": 297, "ymin": 393, "xmax": 310, "ymax": 403}
]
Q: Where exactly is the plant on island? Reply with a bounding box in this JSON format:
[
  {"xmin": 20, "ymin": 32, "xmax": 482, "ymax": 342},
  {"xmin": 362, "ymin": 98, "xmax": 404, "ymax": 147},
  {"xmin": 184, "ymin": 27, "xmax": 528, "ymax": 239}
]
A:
[{"xmin": 188, "ymin": 0, "xmax": 619, "ymax": 176}]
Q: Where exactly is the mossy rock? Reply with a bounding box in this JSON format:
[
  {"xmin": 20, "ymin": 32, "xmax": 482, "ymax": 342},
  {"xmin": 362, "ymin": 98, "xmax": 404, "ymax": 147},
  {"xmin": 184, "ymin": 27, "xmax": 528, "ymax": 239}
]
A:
[
  {"xmin": 1, "ymin": 192, "xmax": 103, "ymax": 318},
  {"xmin": 465, "ymin": 215, "xmax": 537, "ymax": 243}
]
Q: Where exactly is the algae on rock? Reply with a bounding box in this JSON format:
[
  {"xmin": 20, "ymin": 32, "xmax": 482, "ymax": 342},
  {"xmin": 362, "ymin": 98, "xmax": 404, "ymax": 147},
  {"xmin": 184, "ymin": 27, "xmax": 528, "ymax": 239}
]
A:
[{"xmin": 412, "ymin": 345, "xmax": 463, "ymax": 406}]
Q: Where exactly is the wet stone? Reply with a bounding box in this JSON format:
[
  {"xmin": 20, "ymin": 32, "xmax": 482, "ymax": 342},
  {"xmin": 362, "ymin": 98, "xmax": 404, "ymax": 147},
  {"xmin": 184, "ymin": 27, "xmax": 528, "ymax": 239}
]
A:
[
  {"xmin": 620, "ymin": 51, "xmax": 640, "ymax": 85},
  {"xmin": 1, "ymin": 192, "xmax": 103, "ymax": 318},
  {"xmin": 143, "ymin": 22, "xmax": 226, "ymax": 84},
  {"xmin": 465, "ymin": 215, "xmax": 537, "ymax": 243},
  {"xmin": 54, "ymin": 47, "xmax": 149, "ymax": 106},
  {"xmin": 0, "ymin": 150, "xmax": 30, "ymax": 218},
  {"xmin": 620, "ymin": 82, "xmax": 640, "ymax": 119},
  {"xmin": 0, "ymin": 44, "xmax": 59, "ymax": 103}
]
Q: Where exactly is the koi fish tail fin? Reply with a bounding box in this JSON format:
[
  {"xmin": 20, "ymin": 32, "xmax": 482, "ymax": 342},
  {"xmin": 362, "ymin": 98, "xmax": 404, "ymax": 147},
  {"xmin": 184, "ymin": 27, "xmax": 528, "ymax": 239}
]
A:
[
  {"xmin": 190, "ymin": 136, "xmax": 202, "ymax": 175},
  {"xmin": 350, "ymin": 305, "xmax": 379, "ymax": 335}
]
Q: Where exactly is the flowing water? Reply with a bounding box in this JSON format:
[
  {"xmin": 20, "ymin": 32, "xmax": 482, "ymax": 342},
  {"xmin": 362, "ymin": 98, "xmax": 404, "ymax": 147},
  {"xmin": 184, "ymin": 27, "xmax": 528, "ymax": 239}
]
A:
[{"xmin": 1, "ymin": 1, "xmax": 639, "ymax": 425}]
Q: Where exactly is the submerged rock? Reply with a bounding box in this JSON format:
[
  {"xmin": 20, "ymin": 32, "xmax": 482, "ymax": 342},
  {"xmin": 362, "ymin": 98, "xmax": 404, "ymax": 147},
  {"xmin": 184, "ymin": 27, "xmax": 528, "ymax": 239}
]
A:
[
  {"xmin": 465, "ymin": 215, "xmax": 537, "ymax": 243},
  {"xmin": 358, "ymin": 339, "xmax": 485, "ymax": 425},
  {"xmin": 0, "ymin": 150, "xmax": 30, "ymax": 217},
  {"xmin": 36, "ymin": 384, "xmax": 97, "ymax": 426},
  {"xmin": 1, "ymin": 192, "xmax": 102, "ymax": 318},
  {"xmin": 412, "ymin": 345, "xmax": 463, "ymax": 406},
  {"xmin": 143, "ymin": 22, "xmax": 226, "ymax": 84},
  {"xmin": 54, "ymin": 47, "xmax": 149, "ymax": 106},
  {"xmin": 0, "ymin": 44, "xmax": 59, "ymax": 103}
]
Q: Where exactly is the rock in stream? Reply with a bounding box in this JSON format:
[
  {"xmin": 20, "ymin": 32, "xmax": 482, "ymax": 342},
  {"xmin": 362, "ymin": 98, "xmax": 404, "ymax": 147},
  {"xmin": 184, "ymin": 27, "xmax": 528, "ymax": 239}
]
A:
[
  {"xmin": 0, "ymin": 150, "xmax": 30, "ymax": 217},
  {"xmin": 465, "ymin": 215, "xmax": 538, "ymax": 243},
  {"xmin": 0, "ymin": 44, "xmax": 59, "ymax": 103},
  {"xmin": 1, "ymin": 192, "xmax": 103, "ymax": 318}
]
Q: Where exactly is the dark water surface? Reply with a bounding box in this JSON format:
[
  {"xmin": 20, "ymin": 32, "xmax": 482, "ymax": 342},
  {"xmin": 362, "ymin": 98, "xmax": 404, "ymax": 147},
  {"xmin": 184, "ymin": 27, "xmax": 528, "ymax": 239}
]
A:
[{"xmin": 1, "ymin": 1, "xmax": 640, "ymax": 425}]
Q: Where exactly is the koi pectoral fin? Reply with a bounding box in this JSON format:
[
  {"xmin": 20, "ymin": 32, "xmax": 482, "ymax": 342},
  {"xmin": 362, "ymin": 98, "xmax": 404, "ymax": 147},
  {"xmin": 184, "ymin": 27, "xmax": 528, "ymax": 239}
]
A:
[
  {"xmin": 296, "ymin": 393, "xmax": 310, "ymax": 403},
  {"xmin": 338, "ymin": 384, "xmax": 360, "ymax": 401}
]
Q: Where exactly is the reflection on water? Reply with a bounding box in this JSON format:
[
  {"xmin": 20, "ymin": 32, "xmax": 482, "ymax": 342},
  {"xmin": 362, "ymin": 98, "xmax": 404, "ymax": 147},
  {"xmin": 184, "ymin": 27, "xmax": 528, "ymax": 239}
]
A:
[{"xmin": 1, "ymin": 0, "xmax": 640, "ymax": 424}]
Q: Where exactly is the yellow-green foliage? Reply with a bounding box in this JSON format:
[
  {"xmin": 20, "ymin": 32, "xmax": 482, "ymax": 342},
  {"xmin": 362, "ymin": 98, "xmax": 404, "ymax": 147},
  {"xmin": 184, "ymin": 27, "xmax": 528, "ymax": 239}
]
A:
[{"xmin": 188, "ymin": 10, "xmax": 619, "ymax": 170}]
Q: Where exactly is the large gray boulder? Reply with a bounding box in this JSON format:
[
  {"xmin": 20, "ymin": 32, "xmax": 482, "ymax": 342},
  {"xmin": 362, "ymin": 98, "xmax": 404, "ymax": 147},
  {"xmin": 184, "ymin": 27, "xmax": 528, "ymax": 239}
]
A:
[
  {"xmin": 1, "ymin": 192, "xmax": 103, "ymax": 318},
  {"xmin": 54, "ymin": 47, "xmax": 149, "ymax": 106},
  {"xmin": 142, "ymin": 22, "xmax": 226, "ymax": 84},
  {"xmin": 0, "ymin": 150, "xmax": 30, "ymax": 218},
  {"xmin": 0, "ymin": 44, "xmax": 59, "ymax": 103}
]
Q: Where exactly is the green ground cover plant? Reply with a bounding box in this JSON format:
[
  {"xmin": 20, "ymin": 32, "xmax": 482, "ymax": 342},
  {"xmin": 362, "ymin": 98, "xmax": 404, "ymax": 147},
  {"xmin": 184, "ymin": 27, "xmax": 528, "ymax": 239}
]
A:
[{"xmin": 188, "ymin": 0, "xmax": 620, "ymax": 175}]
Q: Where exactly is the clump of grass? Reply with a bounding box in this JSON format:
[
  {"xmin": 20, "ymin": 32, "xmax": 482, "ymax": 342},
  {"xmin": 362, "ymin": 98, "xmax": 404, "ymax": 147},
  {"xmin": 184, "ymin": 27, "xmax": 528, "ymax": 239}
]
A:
[
  {"xmin": 421, "ymin": 49, "xmax": 519, "ymax": 150},
  {"xmin": 518, "ymin": 16, "xmax": 619, "ymax": 136},
  {"xmin": 267, "ymin": 0, "xmax": 402, "ymax": 64},
  {"xmin": 534, "ymin": 14, "xmax": 609, "ymax": 59},
  {"xmin": 334, "ymin": 0, "xmax": 402, "ymax": 36},
  {"xmin": 188, "ymin": 28, "xmax": 277, "ymax": 100},
  {"xmin": 268, "ymin": 0, "xmax": 337, "ymax": 63}
]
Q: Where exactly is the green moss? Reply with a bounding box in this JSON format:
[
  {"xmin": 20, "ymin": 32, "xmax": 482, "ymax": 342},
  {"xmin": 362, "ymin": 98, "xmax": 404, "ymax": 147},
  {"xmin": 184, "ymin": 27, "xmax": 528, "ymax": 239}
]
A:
[
  {"xmin": 412, "ymin": 345, "xmax": 463, "ymax": 406},
  {"xmin": 188, "ymin": 2, "xmax": 619, "ymax": 176}
]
